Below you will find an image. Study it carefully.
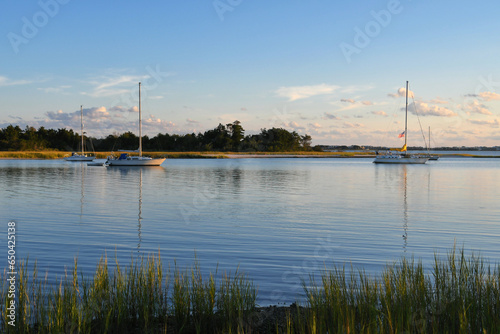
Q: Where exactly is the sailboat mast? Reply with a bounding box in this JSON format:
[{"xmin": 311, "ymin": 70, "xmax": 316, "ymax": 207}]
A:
[
  {"xmin": 429, "ymin": 126, "xmax": 431, "ymax": 150},
  {"xmin": 404, "ymin": 81, "xmax": 408, "ymax": 154},
  {"xmin": 139, "ymin": 82, "xmax": 142, "ymax": 157},
  {"xmin": 80, "ymin": 105, "xmax": 84, "ymax": 156}
]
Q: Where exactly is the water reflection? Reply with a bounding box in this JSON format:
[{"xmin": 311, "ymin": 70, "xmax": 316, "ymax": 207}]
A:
[
  {"xmin": 107, "ymin": 167, "xmax": 164, "ymax": 252},
  {"xmin": 402, "ymin": 166, "xmax": 408, "ymax": 251},
  {"xmin": 80, "ymin": 165, "xmax": 85, "ymax": 220},
  {"xmin": 138, "ymin": 169, "xmax": 142, "ymax": 252},
  {"xmin": 212, "ymin": 167, "xmax": 243, "ymax": 195},
  {"xmin": 373, "ymin": 164, "xmax": 431, "ymax": 253}
]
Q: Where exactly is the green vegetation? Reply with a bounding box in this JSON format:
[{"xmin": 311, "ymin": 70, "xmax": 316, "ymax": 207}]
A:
[
  {"xmin": 0, "ymin": 121, "xmax": 318, "ymax": 153},
  {"xmin": 291, "ymin": 247, "xmax": 500, "ymax": 333},
  {"xmin": 1, "ymin": 247, "xmax": 499, "ymax": 333},
  {"xmin": 0, "ymin": 151, "xmax": 72, "ymax": 160},
  {"xmin": 1, "ymin": 255, "xmax": 256, "ymax": 333}
]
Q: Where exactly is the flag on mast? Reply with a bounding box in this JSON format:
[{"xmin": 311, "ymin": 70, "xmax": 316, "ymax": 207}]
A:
[{"xmin": 398, "ymin": 131, "xmax": 405, "ymax": 138}]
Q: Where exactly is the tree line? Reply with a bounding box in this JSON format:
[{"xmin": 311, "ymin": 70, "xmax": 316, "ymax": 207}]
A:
[{"xmin": 0, "ymin": 121, "xmax": 319, "ymax": 152}]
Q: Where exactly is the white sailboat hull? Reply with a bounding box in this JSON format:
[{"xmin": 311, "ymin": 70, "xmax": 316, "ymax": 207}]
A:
[
  {"xmin": 107, "ymin": 156, "xmax": 166, "ymax": 166},
  {"xmin": 373, "ymin": 155, "xmax": 428, "ymax": 164}
]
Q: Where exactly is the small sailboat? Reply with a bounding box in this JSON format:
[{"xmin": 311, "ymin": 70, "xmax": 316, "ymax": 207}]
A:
[
  {"xmin": 106, "ymin": 83, "xmax": 166, "ymax": 167},
  {"xmin": 64, "ymin": 105, "xmax": 95, "ymax": 162},
  {"xmin": 427, "ymin": 126, "xmax": 439, "ymax": 160},
  {"xmin": 373, "ymin": 81, "xmax": 428, "ymax": 164}
]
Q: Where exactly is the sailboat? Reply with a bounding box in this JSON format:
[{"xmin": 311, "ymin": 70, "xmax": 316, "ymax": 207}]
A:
[
  {"xmin": 373, "ymin": 81, "xmax": 429, "ymax": 164},
  {"xmin": 427, "ymin": 126, "xmax": 439, "ymax": 160},
  {"xmin": 106, "ymin": 82, "xmax": 166, "ymax": 166},
  {"xmin": 64, "ymin": 105, "xmax": 95, "ymax": 161}
]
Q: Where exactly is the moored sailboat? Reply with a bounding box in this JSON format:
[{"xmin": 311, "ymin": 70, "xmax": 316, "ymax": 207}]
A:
[
  {"xmin": 373, "ymin": 81, "xmax": 428, "ymax": 164},
  {"xmin": 106, "ymin": 83, "xmax": 166, "ymax": 167},
  {"xmin": 427, "ymin": 126, "xmax": 439, "ymax": 160},
  {"xmin": 64, "ymin": 105, "xmax": 95, "ymax": 162}
]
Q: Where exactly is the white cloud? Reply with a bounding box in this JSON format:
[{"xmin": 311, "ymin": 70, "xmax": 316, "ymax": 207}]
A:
[
  {"xmin": 143, "ymin": 115, "xmax": 176, "ymax": 132},
  {"xmin": 84, "ymin": 75, "xmax": 144, "ymax": 97},
  {"xmin": 323, "ymin": 112, "xmax": 340, "ymax": 120},
  {"xmin": 479, "ymin": 91, "xmax": 500, "ymax": 101},
  {"xmin": 430, "ymin": 97, "xmax": 449, "ymax": 104},
  {"xmin": 35, "ymin": 105, "xmax": 176, "ymax": 137},
  {"xmin": 275, "ymin": 84, "xmax": 339, "ymax": 101},
  {"xmin": 96, "ymin": 76, "xmax": 141, "ymax": 91},
  {"xmin": 465, "ymin": 91, "xmax": 500, "ymax": 101},
  {"xmin": 409, "ymin": 101, "xmax": 457, "ymax": 117},
  {"xmin": 287, "ymin": 121, "xmax": 305, "ymax": 130},
  {"xmin": 343, "ymin": 122, "xmax": 364, "ymax": 128},
  {"xmin": 339, "ymin": 98, "xmax": 373, "ymax": 106},
  {"xmin": 308, "ymin": 122, "xmax": 322, "ymax": 129},
  {"xmin": 371, "ymin": 110, "xmax": 388, "ymax": 116},
  {"xmin": 81, "ymin": 67, "xmax": 172, "ymax": 99},
  {"xmin": 186, "ymin": 118, "xmax": 200, "ymax": 125},
  {"xmin": 86, "ymin": 106, "xmax": 110, "ymax": 119},
  {"xmin": 0, "ymin": 75, "xmax": 33, "ymax": 87},
  {"xmin": 468, "ymin": 119, "xmax": 499, "ymax": 127},
  {"xmin": 37, "ymin": 85, "xmax": 72, "ymax": 94},
  {"xmin": 339, "ymin": 85, "xmax": 374, "ymax": 94},
  {"xmin": 388, "ymin": 87, "xmax": 414, "ymax": 99},
  {"xmin": 461, "ymin": 100, "xmax": 492, "ymax": 115},
  {"xmin": 109, "ymin": 105, "xmax": 138, "ymax": 113}
]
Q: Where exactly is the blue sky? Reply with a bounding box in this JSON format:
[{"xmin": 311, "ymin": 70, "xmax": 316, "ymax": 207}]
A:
[{"xmin": 1, "ymin": 0, "xmax": 500, "ymax": 147}]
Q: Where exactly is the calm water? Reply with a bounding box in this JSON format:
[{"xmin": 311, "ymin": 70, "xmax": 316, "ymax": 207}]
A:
[{"xmin": 1, "ymin": 156, "xmax": 499, "ymax": 305}]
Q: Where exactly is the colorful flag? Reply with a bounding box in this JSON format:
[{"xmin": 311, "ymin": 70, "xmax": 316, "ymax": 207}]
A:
[{"xmin": 398, "ymin": 131, "xmax": 405, "ymax": 138}]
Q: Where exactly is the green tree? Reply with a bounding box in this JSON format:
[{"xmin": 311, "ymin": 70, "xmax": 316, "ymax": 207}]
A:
[
  {"xmin": 118, "ymin": 131, "xmax": 139, "ymax": 150},
  {"xmin": 0, "ymin": 125, "xmax": 23, "ymax": 150},
  {"xmin": 202, "ymin": 123, "xmax": 231, "ymax": 151},
  {"xmin": 226, "ymin": 120, "xmax": 245, "ymax": 151},
  {"xmin": 300, "ymin": 134, "xmax": 312, "ymax": 150}
]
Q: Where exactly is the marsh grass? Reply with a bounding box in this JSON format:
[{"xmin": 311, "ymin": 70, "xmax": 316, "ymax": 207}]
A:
[
  {"xmin": 1, "ymin": 254, "xmax": 256, "ymax": 334},
  {"xmin": 291, "ymin": 246, "xmax": 500, "ymax": 333},
  {"xmin": 2, "ymin": 247, "xmax": 499, "ymax": 333},
  {"xmin": 0, "ymin": 151, "xmax": 71, "ymax": 159}
]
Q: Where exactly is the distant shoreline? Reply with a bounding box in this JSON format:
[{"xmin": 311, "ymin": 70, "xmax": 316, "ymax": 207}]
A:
[{"xmin": 0, "ymin": 151, "xmax": 499, "ymax": 160}]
